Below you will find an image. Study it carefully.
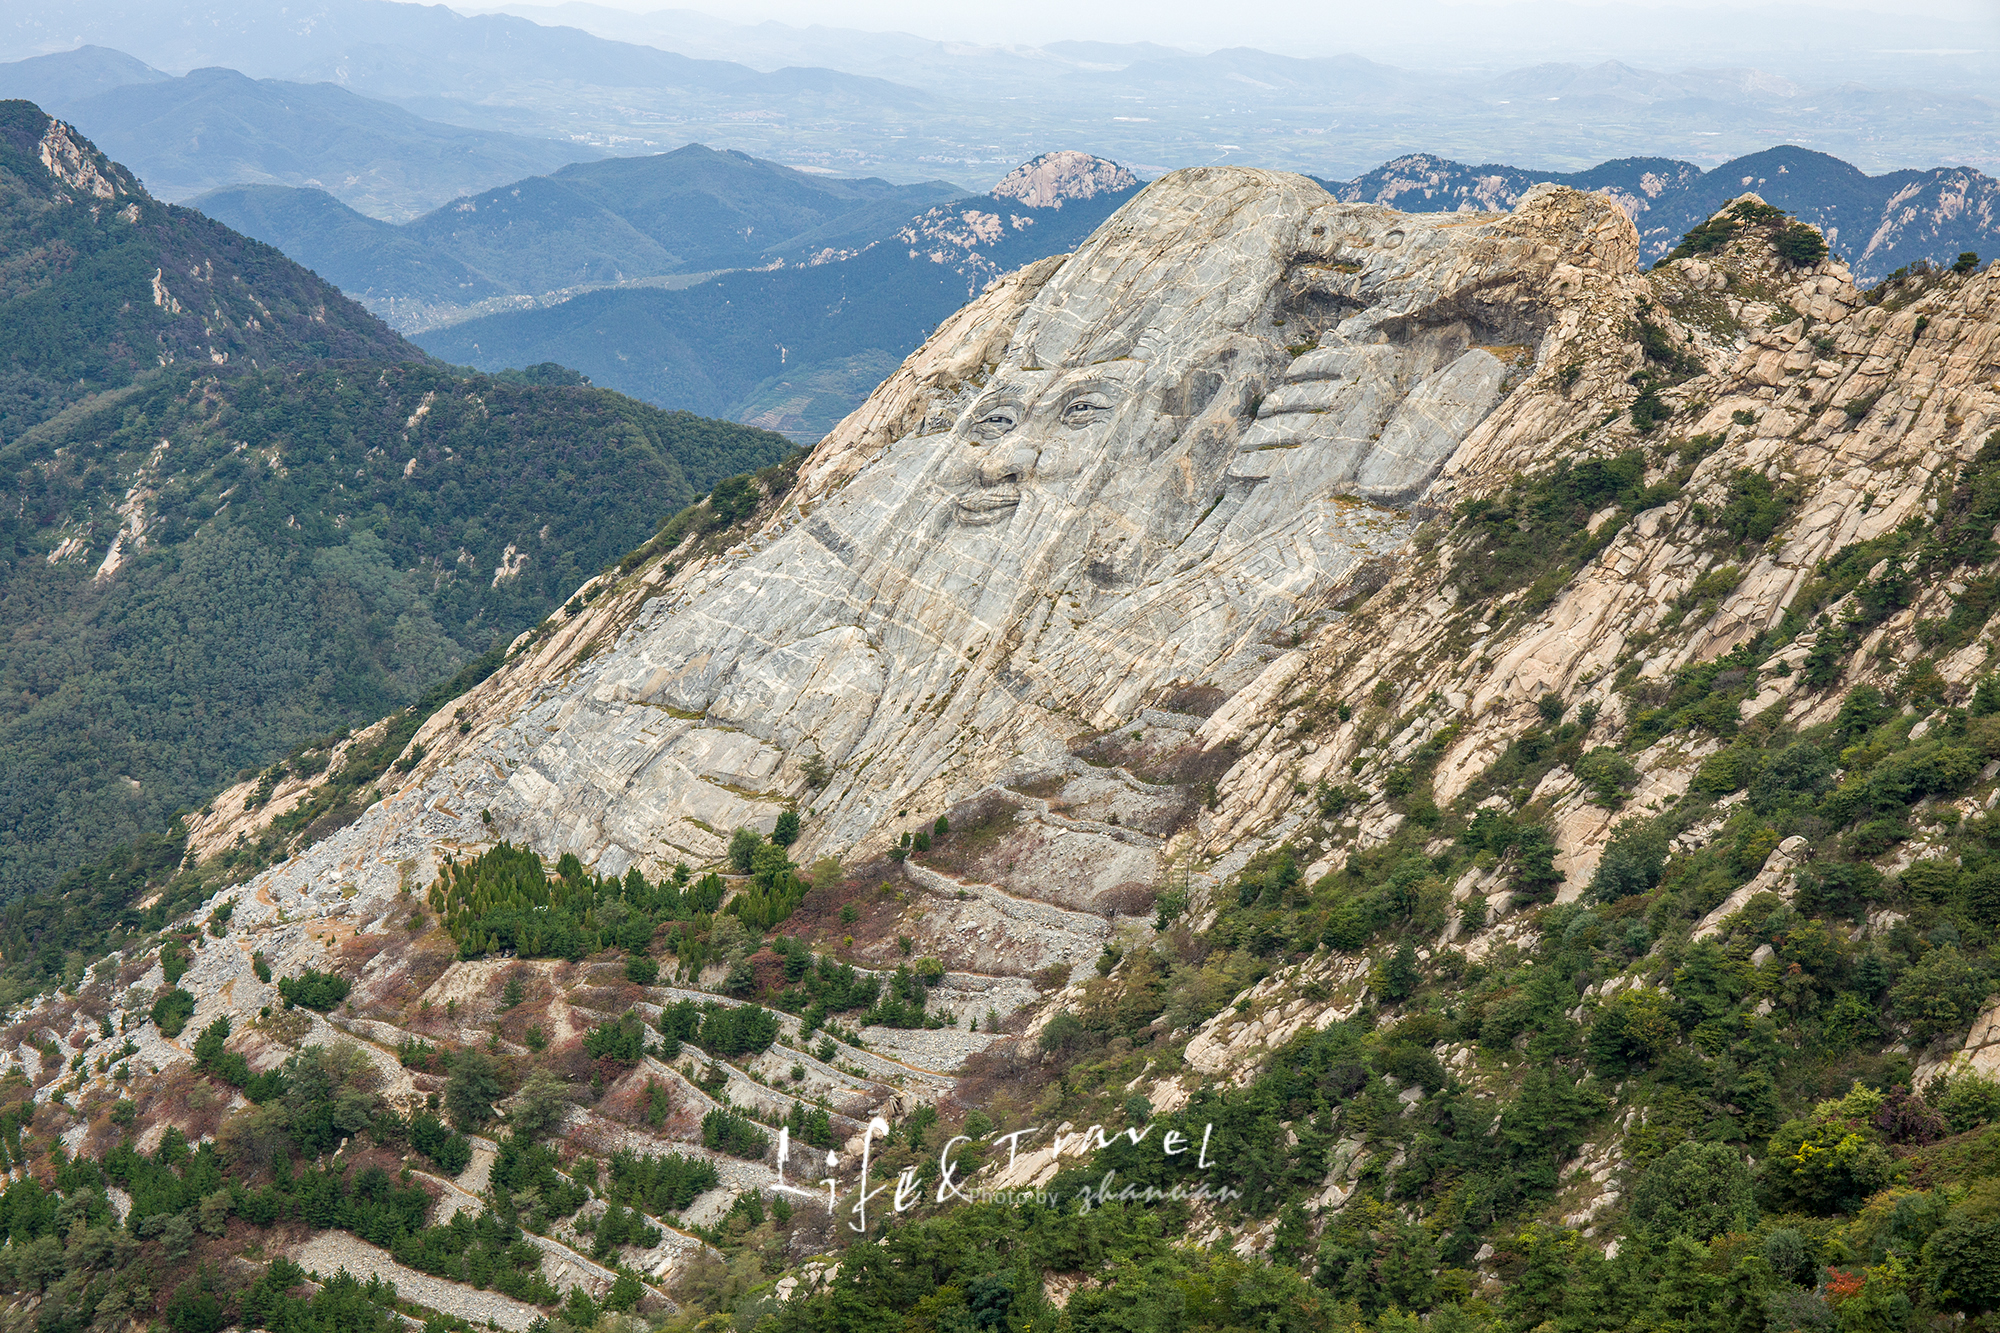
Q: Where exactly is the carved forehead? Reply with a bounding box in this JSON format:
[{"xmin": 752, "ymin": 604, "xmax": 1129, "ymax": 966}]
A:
[
  {"xmin": 971, "ymin": 364, "xmax": 1145, "ymax": 410},
  {"xmin": 1005, "ymin": 172, "xmax": 1316, "ymax": 375}
]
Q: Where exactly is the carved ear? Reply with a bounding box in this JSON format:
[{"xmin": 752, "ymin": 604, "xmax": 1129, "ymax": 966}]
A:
[{"xmin": 1165, "ymin": 370, "xmax": 1225, "ymax": 418}]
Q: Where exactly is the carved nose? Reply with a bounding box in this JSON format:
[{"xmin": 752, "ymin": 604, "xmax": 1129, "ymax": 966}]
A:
[{"xmin": 978, "ymin": 448, "xmax": 1030, "ymax": 485}]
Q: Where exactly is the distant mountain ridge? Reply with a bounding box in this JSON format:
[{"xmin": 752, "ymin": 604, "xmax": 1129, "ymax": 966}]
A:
[
  {"xmin": 5, "ymin": 1, "xmax": 1993, "ymax": 191},
  {"xmin": 412, "ymin": 151, "xmax": 1145, "ymax": 439},
  {"xmin": 1321, "ymin": 145, "xmax": 2000, "ymax": 281},
  {"xmin": 384, "ymin": 146, "xmax": 961, "ymax": 299},
  {"xmin": 192, "ymin": 144, "xmax": 967, "ymax": 330},
  {"xmin": 0, "ymin": 44, "xmax": 168, "ymax": 107},
  {"xmin": 1, "ymin": 1, "xmax": 942, "ymax": 168},
  {"xmin": 200, "ymin": 140, "xmax": 1995, "ymax": 445},
  {"xmin": 0, "ymin": 48, "xmax": 597, "ymax": 219}
]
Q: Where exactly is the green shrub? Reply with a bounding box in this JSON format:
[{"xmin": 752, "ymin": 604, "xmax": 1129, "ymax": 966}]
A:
[
  {"xmin": 602, "ymin": 1146, "xmax": 718, "ymax": 1214},
  {"xmin": 1748, "ymin": 742, "xmax": 1834, "ymax": 814},
  {"xmin": 655, "ymin": 1001, "xmax": 778, "ymax": 1057},
  {"xmin": 1586, "ymin": 986, "xmax": 1675, "ymax": 1074},
  {"xmin": 151, "ymin": 988, "xmax": 196, "ymax": 1038},
  {"xmin": 410, "ymin": 1112, "xmax": 473, "ymax": 1175},
  {"xmin": 445, "ymin": 1051, "xmax": 503, "ymax": 1131},
  {"xmin": 709, "ymin": 474, "xmax": 759, "ymax": 524},
  {"xmin": 1510, "ymin": 825, "xmax": 1563, "ymax": 902},
  {"xmin": 727, "ymin": 827, "xmax": 762, "ymax": 872},
  {"xmin": 1374, "ymin": 943, "xmax": 1420, "ymax": 1001},
  {"xmin": 161, "ymin": 942, "xmax": 192, "ymax": 987},
  {"xmin": 1039, "ymin": 1010, "xmax": 1088, "ymax": 1054},
  {"xmin": 1898, "ymin": 857, "xmax": 1965, "ymax": 904},
  {"xmin": 1762, "ymin": 1087, "xmax": 1897, "ymax": 1213},
  {"xmin": 277, "ymin": 968, "xmax": 351, "ymax": 1012},
  {"xmin": 1590, "ymin": 818, "xmax": 1669, "ymax": 900},
  {"xmin": 190, "ymin": 1017, "xmax": 251, "ymax": 1088},
  {"xmin": 1577, "ymin": 747, "xmax": 1638, "ymax": 807},
  {"xmin": 1775, "ymin": 223, "xmax": 1829, "ymax": 266},
  {"xmin": 1631, "ymin": 1140, "xmax": 1758, "ymax": 1240},
  {"xmin": 1693, "ymin": 744, "xmax": 1761, "ymax": 796},
  {"xmin": 700, "ymin": 1108, "xmax": 769, "ymax": 1159},
  {"xmin": 1718, "ymin": 468, "xmax": 1793, "ymax": 543},
  {"xmin": 1631, "ymin": 383, "xmax": 1672, "ymax": 432},
  {"xmin": 1891, "ymin": 947, "xmax": 1993, "ymax": 1044},
  {"xmin": 1930, "ymin": 1072, "xmax": 2000, "ymax": 1133},
  {"xmin": 1929, "ymin": 1215, "xmax": 2000, "ymax": 1310},
  {"xmin": 583, "ymin": 1011, "xmax": 650, "ymax": 1064}
]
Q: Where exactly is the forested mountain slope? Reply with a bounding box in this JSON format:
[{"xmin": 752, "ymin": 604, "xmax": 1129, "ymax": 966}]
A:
[
  {"xmin": 0, "ymin": 109, "xmax": 795, "ymax": 901},
  {"xmin": 0, "ymin": 172, "xmax": 1995, "ymax": 1333},
  {"xmin": 0, "ymin": 98, "xmax": 410, "ymax": 439},
  {"xmin": 0, "ymin": 363, "xmax": 792, "ymax": 903}
]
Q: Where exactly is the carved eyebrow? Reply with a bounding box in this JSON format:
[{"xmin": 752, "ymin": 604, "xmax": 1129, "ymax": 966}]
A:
[
  {"xmin": 1054, "ymin": 382, "xmax": 1119, "ymax": 406},
  {"xmin": 1059, "ymin": 397, "xmax": 1111, "ymax": 417},
  {"xmin": 967, "ymin": 394, "xmax": 1026, "ymax": 419}
]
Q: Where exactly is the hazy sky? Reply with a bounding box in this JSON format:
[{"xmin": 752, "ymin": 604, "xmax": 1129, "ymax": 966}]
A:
[{"xmin": 482, "ymin": 0, "xmax": 2000, "ymax": 53}]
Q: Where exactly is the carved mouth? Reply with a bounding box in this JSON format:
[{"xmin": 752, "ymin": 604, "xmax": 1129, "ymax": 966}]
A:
[{"xmin": 955, "ymin": 487, "xmax": 1021, "ymax": 524}]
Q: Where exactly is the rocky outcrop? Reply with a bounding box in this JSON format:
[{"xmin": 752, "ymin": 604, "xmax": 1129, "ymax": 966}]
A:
[
  {"xmin": 54, "ymin": 165, "xmax": 2000, "ymax": 1071},
  {"xmin": 15, "ymin": 165, "xmax": 1665, "ymax": 1130},
  {"xmin": 892, "ymin": 153, "xmax": 1140, "ymax": 298},
  {"xmin": 1197, "ymin": 204, "xmax": 2000, "ymax": 912},
  {"xmin": 990, "ymin": 151, "xmax": 1141, "ymax": 208},
  {"xmin": 34, "ymin": 114, "xmax": 131, "ymax": 202}
]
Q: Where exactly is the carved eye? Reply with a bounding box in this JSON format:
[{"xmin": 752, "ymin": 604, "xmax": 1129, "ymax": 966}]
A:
[
  {"xmin": 1061, "ymin": 396, "xmax": 1111, "ymax": 428},
  {"xmin": 970, "ymin": 405, "xmax": 1019, "ymax": 440}
]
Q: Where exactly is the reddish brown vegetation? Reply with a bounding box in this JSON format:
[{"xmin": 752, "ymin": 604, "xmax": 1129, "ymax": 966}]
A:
[{"xmin": 358, "ymin": 940, "xmax": 456, "ymax": 1020}]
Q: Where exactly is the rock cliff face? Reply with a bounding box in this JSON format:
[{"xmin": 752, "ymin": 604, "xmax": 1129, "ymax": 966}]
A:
[
  {"xmin": 391, "ymin": 169, "xmax": 1637, "ymax": 890},
  {"xmin": 10, "ymin": 164, "xmax": 2000, "ymax": 1323}
]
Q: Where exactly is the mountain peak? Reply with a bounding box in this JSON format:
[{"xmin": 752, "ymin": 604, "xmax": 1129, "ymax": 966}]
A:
[
  {"xmin": 0, "ymin": 98, "xmax": 413, "ymax": 442},
  {"xmin": 989, "ymin": 150, "xmax": 1138, "ymax": 208}
]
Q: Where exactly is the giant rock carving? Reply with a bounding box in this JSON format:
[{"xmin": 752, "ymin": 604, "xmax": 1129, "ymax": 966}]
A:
[{"xmin": 285, "ymin": 167, "xmax": 1641, "ymax": 924}]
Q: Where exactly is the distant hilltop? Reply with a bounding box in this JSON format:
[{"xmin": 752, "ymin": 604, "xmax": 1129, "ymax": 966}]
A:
[{"xmin": 990, "ymin": 150, "xmax": 1140, "ymax": 208}]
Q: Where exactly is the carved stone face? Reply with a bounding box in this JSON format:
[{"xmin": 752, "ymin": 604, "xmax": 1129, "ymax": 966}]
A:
[
  {"xmin": 466, "ymin": 167, "xmax": 1604, "ymax": 879},
  {"xmin": 937, "ymin": 371, "xmax": 1133, "ymax": 528}
]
